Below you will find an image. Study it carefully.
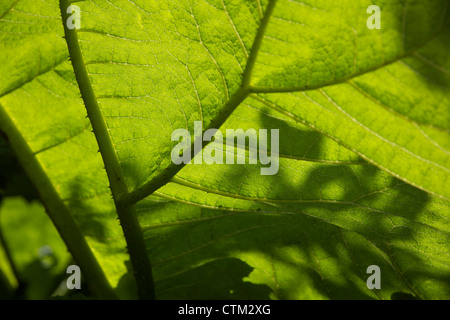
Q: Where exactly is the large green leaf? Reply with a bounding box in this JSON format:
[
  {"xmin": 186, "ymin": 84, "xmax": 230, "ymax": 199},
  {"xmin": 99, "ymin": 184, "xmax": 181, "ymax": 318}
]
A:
[
  {"xmin": 141, "ymin": 118, "xmax": 449, "ymax": 299},
  {"xmin": 138, "ymin": 194, "xmax": 449, "ymax": 299},
  {"xmin": 0, "ymin": 0, "xmax": 448, "ymax": 300},
  {"xmin": 52, "ymin": 0, "xmax": 448, "ymax": 200},
  {"xmin": 252, "ymin": 29, "xmax": 450, "ymax": 199}
]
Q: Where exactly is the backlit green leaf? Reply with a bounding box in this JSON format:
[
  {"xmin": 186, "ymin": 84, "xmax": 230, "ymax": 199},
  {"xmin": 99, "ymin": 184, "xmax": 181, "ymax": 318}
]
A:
[{"xmin": 0, "ymin": 0, "xmax": 448, "ymax": 300}]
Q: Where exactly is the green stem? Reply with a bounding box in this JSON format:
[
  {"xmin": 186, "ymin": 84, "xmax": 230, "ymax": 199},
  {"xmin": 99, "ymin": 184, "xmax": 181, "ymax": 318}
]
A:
[
  {"xmin": 0, "ymin": 229, "xmax": 15, "ymax": 299},
  {"xmin": 60, "ymin": 0, "xmax": 155, "ymax": 300},
  {"xmin": 241, "ymin": 0, "xmax": 277, "ymax": 88},
  {"xmin": 118, "ymin": 0, "xmax": 277, "ymax": 208},
  {"xmin": 117, "ymin": 86, "xmax": 249, "ymax": 209},
  {"xmin": 0, "ymin": 222, "xmax": 20, "ymax": 285},
  {"xmin": 0, "ymin": 105, "xmax": 117, "ymax": 300}
]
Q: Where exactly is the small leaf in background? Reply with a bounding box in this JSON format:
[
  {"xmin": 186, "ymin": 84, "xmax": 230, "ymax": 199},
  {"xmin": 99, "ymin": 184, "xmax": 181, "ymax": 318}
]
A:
[{"xmin": 0, "ymin": 197, "xmax": 71, "ymax": 299}]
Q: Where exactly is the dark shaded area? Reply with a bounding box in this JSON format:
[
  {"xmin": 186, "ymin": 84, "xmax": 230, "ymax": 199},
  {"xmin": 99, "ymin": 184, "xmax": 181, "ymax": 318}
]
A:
[
  {"xmin": 0, "ymin": 134, "xmax": 38, "ymax": 299},
  {"xmin": 0, "ymin": 132, "xmax": 38, "ymax": 202},
  {"xmin": 0, "ymin": 136, "xmax": 72, "ymax": 300},
  {"xmin": 128, "ymin": 104, "xmax": 446, "ymax": 300},
  {"xmin": 155, "ymin": 258, "xmax": 272, "ymax": 300},
  {"xmin": 391, "ymin": 292, "xmax": 418, "ymax": 300},
  {"xmin": 66, "ymin": 179, "xmax": 110, "ymax": 243}
]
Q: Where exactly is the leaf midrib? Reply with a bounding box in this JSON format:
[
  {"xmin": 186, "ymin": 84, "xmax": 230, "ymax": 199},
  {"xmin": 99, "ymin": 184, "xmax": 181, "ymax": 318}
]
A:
[
  {"xmin": 117, "ymin": 0, "xmax": 278, "ymax": 208},
  {"xmin": 59, "ymin": 0, "xmax": 156, "ymax": 300},
  {"xmin": 121, "ymin": 0, "xmax": 449, "ymax": 206}
]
